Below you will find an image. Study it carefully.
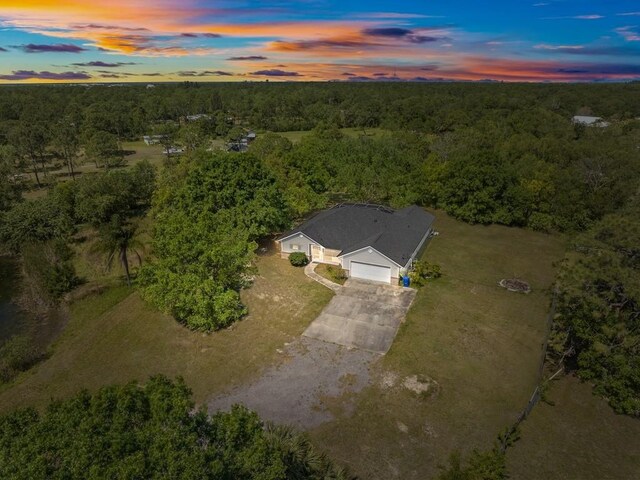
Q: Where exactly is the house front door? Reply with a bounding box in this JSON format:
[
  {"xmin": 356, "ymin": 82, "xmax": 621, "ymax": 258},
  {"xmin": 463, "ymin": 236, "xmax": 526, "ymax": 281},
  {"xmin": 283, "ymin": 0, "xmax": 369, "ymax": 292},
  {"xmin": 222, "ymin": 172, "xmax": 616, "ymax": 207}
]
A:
[{"xmin": 311, "ymin": 244, "xmax": 323, "ymax": 262}]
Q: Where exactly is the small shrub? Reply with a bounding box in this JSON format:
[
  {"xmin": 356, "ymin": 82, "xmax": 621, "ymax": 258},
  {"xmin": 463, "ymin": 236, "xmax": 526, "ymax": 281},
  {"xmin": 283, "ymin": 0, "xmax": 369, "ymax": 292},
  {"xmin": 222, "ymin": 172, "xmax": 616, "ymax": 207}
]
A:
[
  {"xmin": 289, "ymin": 252, "xmax": 309, "ymax": 267},
  {"xmin": 437, "ymin": 448, "xmax": 507, "ymax": 480},
  {"xmin": 409, "ymin": 261, "xmax": 442, "ymax": 287},
  {"xmin": 326, "ymin": 265, "xmax": 347, "ymax": 284}
]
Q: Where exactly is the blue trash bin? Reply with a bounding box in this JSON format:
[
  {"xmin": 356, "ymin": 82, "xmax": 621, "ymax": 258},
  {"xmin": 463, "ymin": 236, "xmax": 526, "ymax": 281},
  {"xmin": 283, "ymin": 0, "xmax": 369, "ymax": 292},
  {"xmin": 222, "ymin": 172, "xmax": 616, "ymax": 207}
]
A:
[{"xmin": 402, "ymin": 275, "xmax": 410, "ymax": 287}]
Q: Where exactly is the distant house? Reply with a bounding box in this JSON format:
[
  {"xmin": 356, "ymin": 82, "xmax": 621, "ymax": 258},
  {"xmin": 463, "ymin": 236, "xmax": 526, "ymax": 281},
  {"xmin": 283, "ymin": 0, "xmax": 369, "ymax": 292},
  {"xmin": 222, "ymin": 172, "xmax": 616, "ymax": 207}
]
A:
[
  {"xmin": 226, "ymin": 130, "xmax": 257, "ymax": 152},
  {"xmin": 227, "ymin": 141, "xmax": 248, "ymax": 152},
  {"xmin": 277, "ymin": 204, "xmax": 435, "ymax": 284},
  {"xmin": 185, "ymin": 114, "xmax": 211, "ymax": 122},
  {"xmin": 163, "ymin": 147, "xmax": 185, "ymax": 155},
  {"xmin": 572, "ymin": 115, "xmax": 610, "ymax": 127},
  {"xmin": 143, "ymin": 135, "xmax": 165, "ymax": 145}
]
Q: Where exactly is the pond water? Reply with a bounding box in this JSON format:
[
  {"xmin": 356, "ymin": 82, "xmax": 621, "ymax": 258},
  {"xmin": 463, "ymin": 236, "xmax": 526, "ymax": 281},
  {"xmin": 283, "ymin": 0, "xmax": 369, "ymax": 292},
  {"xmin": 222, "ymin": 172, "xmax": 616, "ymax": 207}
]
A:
[
  {"xmin": 0, "ymin": 256, "xmax": 26, "ymax": 345},
  {"xmin": 0, "ymin": 256, "xmax": 67, "ymax": 349}
]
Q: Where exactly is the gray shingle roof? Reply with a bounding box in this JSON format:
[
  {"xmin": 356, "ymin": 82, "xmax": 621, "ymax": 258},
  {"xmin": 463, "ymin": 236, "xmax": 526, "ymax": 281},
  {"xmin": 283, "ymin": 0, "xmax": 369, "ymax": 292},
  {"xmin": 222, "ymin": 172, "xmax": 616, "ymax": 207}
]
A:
[{"xmin": 281, "ymin": 204, "xmax": 435, "ymax": 266}]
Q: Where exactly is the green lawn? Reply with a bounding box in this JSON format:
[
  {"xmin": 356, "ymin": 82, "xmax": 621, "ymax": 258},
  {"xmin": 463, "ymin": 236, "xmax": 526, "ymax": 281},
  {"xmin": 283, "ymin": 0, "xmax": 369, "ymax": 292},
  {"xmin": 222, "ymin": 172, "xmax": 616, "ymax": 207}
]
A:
[
  {"xmin": 0, "ymin": 246, "xmax": 333, "ymax": 410},
  {"xmin": 314, "ymin": 263, "xmax": 347, "ymax": 285},
  {"xmin": 309, "ymin": 211, "xmax": 566, "ymax": 479},
  {"xmin": 120, "ymin": 140, "xmax": 167, "ymax": 167}
]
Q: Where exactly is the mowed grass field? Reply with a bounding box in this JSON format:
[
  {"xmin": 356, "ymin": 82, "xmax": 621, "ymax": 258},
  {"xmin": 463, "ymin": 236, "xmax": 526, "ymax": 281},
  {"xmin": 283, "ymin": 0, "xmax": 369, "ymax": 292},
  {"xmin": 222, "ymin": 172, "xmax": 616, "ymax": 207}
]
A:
[
  {"xmin": 309, "ymin": 212, "xmax": 567, "ymax": 479},
  {"xmin": 0, "ymin": 244, "xmax": 333, "ymax": 410}
]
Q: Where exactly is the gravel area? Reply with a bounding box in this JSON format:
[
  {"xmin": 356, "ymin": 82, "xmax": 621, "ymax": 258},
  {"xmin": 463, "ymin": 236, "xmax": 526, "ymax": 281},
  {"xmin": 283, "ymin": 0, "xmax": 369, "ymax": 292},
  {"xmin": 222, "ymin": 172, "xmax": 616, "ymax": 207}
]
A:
[{"xmin": 207, "ymin": 336, "xmax": 379, "ymax": 428}]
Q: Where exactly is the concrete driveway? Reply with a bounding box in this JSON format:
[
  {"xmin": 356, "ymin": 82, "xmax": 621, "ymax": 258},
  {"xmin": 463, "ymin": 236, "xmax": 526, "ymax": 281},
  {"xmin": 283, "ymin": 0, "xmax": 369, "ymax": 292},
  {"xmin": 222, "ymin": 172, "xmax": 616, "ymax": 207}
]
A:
[{"xmin": 302, "ymin": 278, "xmax": 416, "ymax": 354}]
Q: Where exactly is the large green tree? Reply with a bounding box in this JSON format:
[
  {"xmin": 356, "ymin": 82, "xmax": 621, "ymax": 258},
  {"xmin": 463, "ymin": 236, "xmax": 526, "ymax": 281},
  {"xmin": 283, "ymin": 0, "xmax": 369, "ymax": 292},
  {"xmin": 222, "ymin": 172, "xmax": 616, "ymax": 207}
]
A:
[
  {"xmin": 9, "ymin": 123, "xmax": 49, "ymax": 188},
  {"xmin": 0, "ymin": 196, "xmax": 74, "ymax": 253},
  {"xmin": 140, "ymin": 152, "xmax": 289, "ymax": 331},
  {"xmin": 550, "ymin": 199, "xmax": 640, "ymax": 415},
  {"xmin": 83, "ymin": 130, "xmax": 123, "ymax": 169},
  {"xmin": 73, "ymin": 161, "xmax": 155, "ymax": 285},
  {"xmin": 51, "ymin": 117, "xmax": 81, "ymax": 180},
  {"xmin": 0, "ymin": 145, "xmax": 22, "ymax": 213}
]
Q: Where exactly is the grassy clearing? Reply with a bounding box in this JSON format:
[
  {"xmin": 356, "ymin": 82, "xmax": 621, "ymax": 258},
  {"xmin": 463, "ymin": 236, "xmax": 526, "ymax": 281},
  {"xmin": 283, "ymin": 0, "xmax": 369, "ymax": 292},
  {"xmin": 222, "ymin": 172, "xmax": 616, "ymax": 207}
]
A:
[
  {"xmin": 507, "ymin": 375, "xmax": 640, "ymax": 479},
  {"xmin": 274, "ymin": 127, "xmax": 388, "ymax": 144},
  {"xmin": 20, "ymin": 141, "xmax": 166, "ymax": 199},
  {"xmin": 309, "ymin": 211, "xmax": 566, "ymax": 479},
  {"xmin": 0, "ymin": 244, "xmax": 333, "ymax": 411}
]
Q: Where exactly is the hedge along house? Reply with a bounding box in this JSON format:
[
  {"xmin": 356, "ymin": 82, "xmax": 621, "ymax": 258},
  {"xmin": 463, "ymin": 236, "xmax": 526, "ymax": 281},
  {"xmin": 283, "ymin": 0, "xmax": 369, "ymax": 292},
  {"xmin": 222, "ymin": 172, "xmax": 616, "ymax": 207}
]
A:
[{"xmin": 277, "ymin": 204, "xmax": 435, "ymax": 284}]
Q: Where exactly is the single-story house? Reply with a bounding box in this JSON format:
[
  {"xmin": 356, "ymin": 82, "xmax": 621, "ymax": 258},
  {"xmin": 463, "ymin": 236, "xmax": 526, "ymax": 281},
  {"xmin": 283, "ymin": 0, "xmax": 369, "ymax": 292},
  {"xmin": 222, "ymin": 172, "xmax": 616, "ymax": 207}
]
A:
[
  {"xmin": 186, "ymin": 114, "xmax": 211, "ymax": 122},
  {"xmin": 163, "ymin": 146, "xmax": 185, "ymax": 155},
  {"xmin": 143, "ymin": 135, "xmax": 165, "ymax": 145},
  {"xmin": 226, "ymin": 130, "xmax": 257, "ymax": 152},
  {"xmin": 572, "ymin": 115, "xmax": 610, "ymax": 127},
  {"xmin": 277, "ymin": 204, "xmax": 435, "ymax": 284}
]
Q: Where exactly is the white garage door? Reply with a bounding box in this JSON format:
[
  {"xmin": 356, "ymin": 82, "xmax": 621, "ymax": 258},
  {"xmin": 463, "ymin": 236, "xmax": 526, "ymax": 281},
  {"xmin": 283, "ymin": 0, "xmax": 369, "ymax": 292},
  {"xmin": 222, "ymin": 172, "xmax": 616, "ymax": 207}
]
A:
[{"xmin": 350, "ymin": 261, "xmax": 391, "ymax": 284}]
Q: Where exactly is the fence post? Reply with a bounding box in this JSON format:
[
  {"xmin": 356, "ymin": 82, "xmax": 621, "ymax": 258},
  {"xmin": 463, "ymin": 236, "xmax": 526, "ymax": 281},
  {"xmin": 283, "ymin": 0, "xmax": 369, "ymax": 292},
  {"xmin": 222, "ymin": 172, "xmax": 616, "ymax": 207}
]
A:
[{"xmin": 502, "ymin": 288, "xmax": 559, "ymax": 453}]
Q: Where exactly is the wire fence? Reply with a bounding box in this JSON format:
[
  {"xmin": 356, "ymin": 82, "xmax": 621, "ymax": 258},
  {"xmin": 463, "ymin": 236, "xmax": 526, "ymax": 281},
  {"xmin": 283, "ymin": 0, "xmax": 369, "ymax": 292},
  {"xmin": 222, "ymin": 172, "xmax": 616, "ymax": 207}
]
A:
[{"xmin": 499, "ymin": 288, "xmax": 559, "ymax": 453}]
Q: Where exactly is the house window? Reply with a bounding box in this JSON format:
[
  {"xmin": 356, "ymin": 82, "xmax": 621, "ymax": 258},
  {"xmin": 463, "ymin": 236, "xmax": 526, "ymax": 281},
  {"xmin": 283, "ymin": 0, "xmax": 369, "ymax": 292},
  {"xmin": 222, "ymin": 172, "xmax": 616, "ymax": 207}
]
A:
[{"xmin": 290, "ymin": 244, "xmax": 300, "ymax": 251}]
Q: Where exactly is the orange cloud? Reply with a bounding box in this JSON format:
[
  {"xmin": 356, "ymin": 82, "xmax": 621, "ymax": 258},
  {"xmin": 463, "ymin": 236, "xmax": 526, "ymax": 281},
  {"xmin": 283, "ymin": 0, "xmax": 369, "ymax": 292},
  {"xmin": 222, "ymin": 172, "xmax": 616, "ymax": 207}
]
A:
[
  {"xmin": 2, "ymin": 1, "xmax": 636, "ymax": 83},
  {"xmin": 0, "ymin": 0, "xmax": 230, "ymax": 55},
  {"xmin": 1, "ymin": 0, "xmax": 385, "ymax": 56}
]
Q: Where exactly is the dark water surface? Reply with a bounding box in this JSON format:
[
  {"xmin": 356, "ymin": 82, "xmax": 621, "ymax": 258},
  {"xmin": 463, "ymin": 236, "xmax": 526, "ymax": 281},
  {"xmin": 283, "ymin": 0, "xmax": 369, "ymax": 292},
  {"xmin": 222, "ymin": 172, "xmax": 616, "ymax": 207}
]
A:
[
  {"xmin": 0, "ymin": 256, "xmax": 67, "ymax": 348},
  {"xmin": 0, "ymin": 256, "xmax": 26, "ymax": 345}
]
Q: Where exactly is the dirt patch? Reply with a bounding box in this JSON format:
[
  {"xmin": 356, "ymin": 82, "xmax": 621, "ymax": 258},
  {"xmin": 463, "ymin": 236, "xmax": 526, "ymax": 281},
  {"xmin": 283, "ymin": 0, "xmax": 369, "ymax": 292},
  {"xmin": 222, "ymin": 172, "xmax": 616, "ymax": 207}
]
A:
[
  {"xmin": 402, "ymin": 374, "xmax": 438, "ymax": 397},
  {"xmin": 379, "ymin": 371, "xmax": 400, "ymax": 389},
  {"xmin": 396, "ymin": 421, "xmax": 409, "ymax": 433},
  {"xmin": 378, "ymin": 371, "xmax": 439, "ymax": 399},
  {"xmin": 207, "ymin": 337, "xmax": 379, "ymax": 428}
]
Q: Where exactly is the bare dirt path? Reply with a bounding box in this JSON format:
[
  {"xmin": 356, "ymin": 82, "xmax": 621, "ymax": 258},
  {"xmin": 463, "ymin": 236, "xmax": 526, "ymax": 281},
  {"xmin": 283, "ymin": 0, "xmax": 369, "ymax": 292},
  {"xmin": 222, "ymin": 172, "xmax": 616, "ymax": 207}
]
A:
[{"xmin": 207, "ymin": 336, "xmax": 379, "ymax": 428}]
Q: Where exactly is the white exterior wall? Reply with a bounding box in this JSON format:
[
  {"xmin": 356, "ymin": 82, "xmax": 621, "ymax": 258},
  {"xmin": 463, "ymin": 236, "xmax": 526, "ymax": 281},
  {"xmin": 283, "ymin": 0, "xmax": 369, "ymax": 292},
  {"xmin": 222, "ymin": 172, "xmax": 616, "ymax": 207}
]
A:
[
  {"xmin": 278, "ymin": 234, "xmax": 340, "ymax": 265},
  {"xmin": 340, "ymin": 248, "xmax": 400, "ymax": 279},
  {"xmin": 279, "ymin": 233, "xmax": 315, "ymax": 256},
  {"xmin": 323, "ymin": 248, "xmax": 342, "ymax": 265}
]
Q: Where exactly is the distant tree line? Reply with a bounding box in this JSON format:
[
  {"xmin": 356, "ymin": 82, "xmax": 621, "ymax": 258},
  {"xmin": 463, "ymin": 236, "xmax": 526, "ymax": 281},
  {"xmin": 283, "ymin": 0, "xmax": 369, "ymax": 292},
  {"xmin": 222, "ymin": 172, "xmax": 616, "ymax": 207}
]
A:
[{"xmin": 1, "ymin": 82, "xmax": 638, "ymax": 137}]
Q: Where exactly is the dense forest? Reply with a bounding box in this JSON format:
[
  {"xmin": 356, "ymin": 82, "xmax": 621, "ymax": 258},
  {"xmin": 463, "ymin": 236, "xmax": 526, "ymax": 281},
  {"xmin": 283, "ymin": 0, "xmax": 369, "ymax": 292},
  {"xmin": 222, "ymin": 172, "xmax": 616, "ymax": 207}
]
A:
[
  {"xmin": 0, "ymin": 83, "xmax": 639, "ymax": 475},
  {"xmin": 1, "ymin": 83, "xmax": 639, "ymax": 230}
]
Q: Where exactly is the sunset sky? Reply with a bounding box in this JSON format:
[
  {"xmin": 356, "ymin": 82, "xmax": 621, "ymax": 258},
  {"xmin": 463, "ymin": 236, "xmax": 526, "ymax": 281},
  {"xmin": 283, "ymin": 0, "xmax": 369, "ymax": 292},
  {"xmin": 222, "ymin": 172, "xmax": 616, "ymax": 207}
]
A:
[{"xmin": 0, "ymin": 0, "xmax": 639, "ymax": 83}]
